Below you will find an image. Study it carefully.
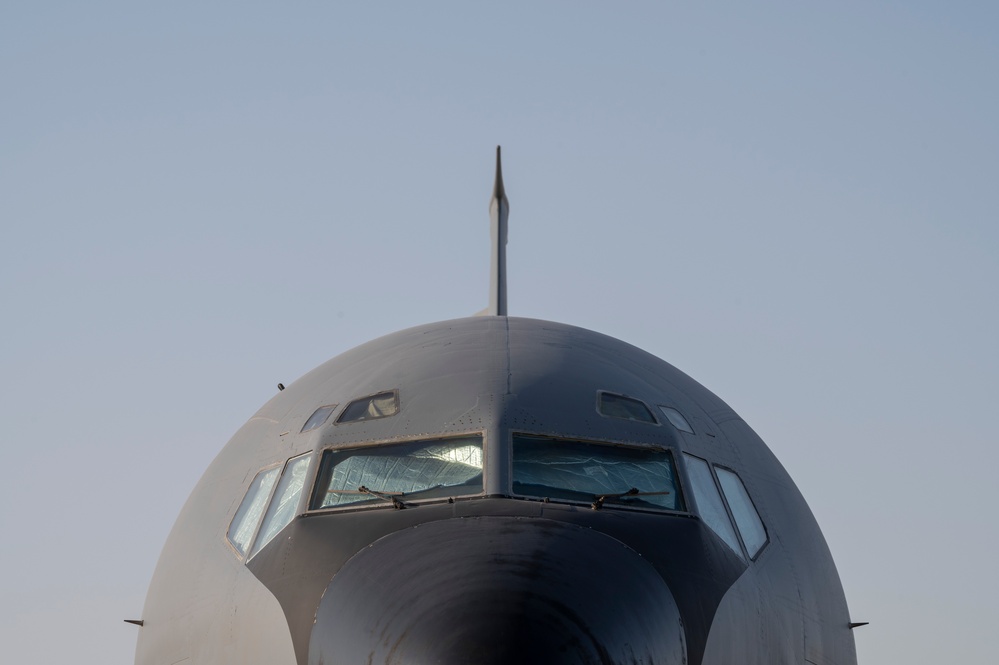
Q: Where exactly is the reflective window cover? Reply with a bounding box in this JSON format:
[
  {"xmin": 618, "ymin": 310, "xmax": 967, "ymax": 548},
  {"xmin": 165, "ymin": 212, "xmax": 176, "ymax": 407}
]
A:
[
  {"xmin": 250, "ymin": 453, "xmax": 312, "ymax": 557},
  {"xmin": 336, "ymin": 391, "xmax": 399, "ymax": 424},
  {"xmin": 716, "ymin": 467, "xmax": 768, "ymax": 558},
  {"xmin": 683, "ymin": 454, "xmax": 743, "ymax": 557},
  {"xmin": 301, "ymin": 405, "xmax": 338, "ymax": 433},
  {"xmin": 513, "ymin": 435, "xmax": 684, "ymax": 511},
  {"xmin": 311, "ymin": 435, "xmax": 483, "ymax": 509},
  {"xmin": 597, "ymin": 392, "xmax": 657, "ymax": 424},
  {"xmin": 227, "ymin": 466, "xmax": 279, "ymax": 556}
]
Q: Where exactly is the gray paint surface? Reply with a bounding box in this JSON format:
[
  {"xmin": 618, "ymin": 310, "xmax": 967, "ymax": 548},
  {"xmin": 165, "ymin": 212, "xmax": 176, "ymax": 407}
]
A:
[{"xmin": 137, "ymin": 316, "xmax": 857, "ymax": 664}]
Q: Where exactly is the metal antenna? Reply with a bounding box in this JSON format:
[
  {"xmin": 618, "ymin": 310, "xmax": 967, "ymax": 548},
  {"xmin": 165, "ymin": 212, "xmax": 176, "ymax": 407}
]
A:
[{"xmin": 488, "ymin": 146, "xmax": 509, "ymax": 316}]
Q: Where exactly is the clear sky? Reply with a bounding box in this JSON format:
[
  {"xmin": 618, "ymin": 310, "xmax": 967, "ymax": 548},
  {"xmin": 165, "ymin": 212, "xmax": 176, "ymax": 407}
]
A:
[{"xmin": 2, "ymin": 2, "xmax": 996, "ymax": 663}]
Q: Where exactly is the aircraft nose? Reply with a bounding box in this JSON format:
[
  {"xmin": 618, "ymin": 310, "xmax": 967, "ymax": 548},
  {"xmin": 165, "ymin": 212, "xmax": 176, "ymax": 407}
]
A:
[{"xmin": 308, "ymin": 516, "xmax": 686, "ymax": 665}]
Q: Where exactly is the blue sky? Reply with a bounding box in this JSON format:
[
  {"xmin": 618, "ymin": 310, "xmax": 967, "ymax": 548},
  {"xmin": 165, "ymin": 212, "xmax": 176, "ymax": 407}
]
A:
[{"xmin": 2, "ymin": 2, "xmax": 997, "ymax": 662}]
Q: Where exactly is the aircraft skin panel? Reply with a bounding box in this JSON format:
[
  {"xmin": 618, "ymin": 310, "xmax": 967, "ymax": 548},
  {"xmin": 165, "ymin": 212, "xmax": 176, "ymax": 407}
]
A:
[
  {"xmin": 715, "ymin": 416, "xmax": 858, "ymax": 665},
  {"xmin": 247, "ymin": 498, "xmax": 746, "ymax": 665},
  {"xmin": 309, "ymin": 517, "xmax": 684, "ymax": 664},
  {"xmin": 136, "ymin": 421, "xmax": 297, "ymax": 664},
  {"xmin": 136, "ymin": 315, "xmax": 857, "ymax": 665}
]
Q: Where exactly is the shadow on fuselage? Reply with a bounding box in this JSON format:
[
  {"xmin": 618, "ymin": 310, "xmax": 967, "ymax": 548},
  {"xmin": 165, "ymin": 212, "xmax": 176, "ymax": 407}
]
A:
[{"xmin": 248, "ymin": 498, "xmax": 746, "ymax": 665}]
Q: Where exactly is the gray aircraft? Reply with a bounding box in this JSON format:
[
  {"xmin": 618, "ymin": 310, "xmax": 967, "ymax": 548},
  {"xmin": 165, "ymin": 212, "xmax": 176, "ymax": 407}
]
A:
[{"xmin": 133, "ymin": 148, "xmax": 860, "ymax": 665}]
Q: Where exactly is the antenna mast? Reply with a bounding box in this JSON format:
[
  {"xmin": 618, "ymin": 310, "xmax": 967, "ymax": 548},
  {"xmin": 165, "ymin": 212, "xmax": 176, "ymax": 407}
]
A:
[{"xmin": 488, "ymin": 146, "xmax": 509, "ymax": 316}]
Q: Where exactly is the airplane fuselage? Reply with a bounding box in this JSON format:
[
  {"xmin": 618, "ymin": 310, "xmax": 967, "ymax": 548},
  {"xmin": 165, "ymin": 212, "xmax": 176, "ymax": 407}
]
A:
[{"xmin": 135, "ymin": 316, "xmax": 857, "ymax": 665}]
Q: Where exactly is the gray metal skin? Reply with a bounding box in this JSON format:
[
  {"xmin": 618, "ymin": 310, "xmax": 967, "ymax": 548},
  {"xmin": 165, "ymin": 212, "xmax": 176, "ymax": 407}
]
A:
[
  {"xmin": 136, "ymin": 150, "xmax": 856, "ymax": 663},
  {"xmin": 135, "ymin": 316, "xmax": 858, "ymax": 665},
  {"xmin": 488, "ymin": 146, "xmax": 509, "ymax": 316}
]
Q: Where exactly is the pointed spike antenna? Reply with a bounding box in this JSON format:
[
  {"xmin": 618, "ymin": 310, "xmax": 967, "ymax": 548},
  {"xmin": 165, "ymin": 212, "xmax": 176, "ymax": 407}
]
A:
[{"xmin": 488, "ymin": 146, "xmax": 509, "ymax": 316}]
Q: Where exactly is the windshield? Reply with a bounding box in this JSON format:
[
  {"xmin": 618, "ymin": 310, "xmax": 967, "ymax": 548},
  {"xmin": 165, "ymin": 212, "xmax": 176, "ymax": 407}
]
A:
[
  {"xmin": 512, "ymin": 435, "xmax": 685, "ymax": 511},
  {"xmin": 310, "ymin": 435, "xmax": 483, "ymax": 509}
]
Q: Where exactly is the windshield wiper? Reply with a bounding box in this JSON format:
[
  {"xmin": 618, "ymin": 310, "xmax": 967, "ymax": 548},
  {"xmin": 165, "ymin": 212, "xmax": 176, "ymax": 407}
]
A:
[
  {"xmin": 591, "ymin": 487, "xmax": 671, "ymax": 510},
  {"xmin": 357, "ymin": 486, "xmax": 408, "ymax": 509},
  {"xmin": 327, "ymin": 484, "xmax": 450, "ymax": 509}
]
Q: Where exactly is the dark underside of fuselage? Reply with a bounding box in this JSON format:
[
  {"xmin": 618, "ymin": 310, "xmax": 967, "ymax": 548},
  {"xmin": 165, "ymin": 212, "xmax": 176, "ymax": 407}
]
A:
[{"xmin": 247, "ymin": 497, "xmax": 746, "ymax": 665}]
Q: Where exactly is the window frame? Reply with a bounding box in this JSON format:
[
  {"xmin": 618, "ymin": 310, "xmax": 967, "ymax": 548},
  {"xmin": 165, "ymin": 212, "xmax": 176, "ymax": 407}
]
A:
[
  {"xmin": 680, "ymin": 454, "xmax": 770, "ymax": 561},
  {"xmin": 301, "ymin": 404, "xmax": 339, "ymax": 433},
  {"xmin": 225, "ymin": 462, "xmax": 283, "ymax": 560},
  {"xmin": 335, "ymin": 389, "xmax": 400, "ymax": 425},
  {"xmin": 306, "ymin": 432, "xmax": 488, "ymax": 514},
  {"xmin": 657, "ymin": 405, "xmax": 695, "ymax": 434},
  {"xmin": 509, "ymin": 432, "xmax": 688, "ymax": 515},
  {"xmin": 682, "ymin": 453, "xmax": 745, "ymax": 559},
  {"xmin": 713, "ymin": 464, "xmax": 769, "ymax": 560},
  {"xmin": 595, "ymin": 391, "xmax": 661, "ymax": 426},
  {"xmin": 248, "ymin": 452, "xmax": 314, "ymax": 558}
]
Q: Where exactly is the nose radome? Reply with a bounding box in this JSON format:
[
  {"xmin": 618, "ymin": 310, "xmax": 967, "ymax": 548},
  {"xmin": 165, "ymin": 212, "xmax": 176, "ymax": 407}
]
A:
[{"xmin": 308, "ymin": 516, "xmax": 686, "ymax": 665}]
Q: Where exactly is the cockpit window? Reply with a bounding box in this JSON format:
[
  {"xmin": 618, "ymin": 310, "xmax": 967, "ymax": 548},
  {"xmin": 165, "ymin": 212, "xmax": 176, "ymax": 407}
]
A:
[
  {"xmin": 658, "ymin": 406, "xmax": 694, "ymax": 434},
  {"xmin": 336, "ymin": 390, "xmax": 399, "ymax": 424},
  {"xmin": 597, "ymin": 392, "xmax": 657, "ymax": 424},
  {"xmin": 683, "ymin": 454, "xmax": 743, "ymax": 557},
  {"xmin": 512, "ymin": 435, "xmax": 684, "ymax": 511},
  {"xmin": 715, "ymin": 467, "xmax": 768, "ymax": 558},
  {"xmin": 310, "ymin": 435, "xmax": 483, "ymax": 510},
  {"xmin": 227, "ymin": 466, "xmax": 279, "ymax": 556},
  {"xmin": 250, "ymin": 453, "xmax": 312, "ymax": 557},
  {"xmin": 301, "ymin": 405, "xmax": 338, "ymax": 433}
]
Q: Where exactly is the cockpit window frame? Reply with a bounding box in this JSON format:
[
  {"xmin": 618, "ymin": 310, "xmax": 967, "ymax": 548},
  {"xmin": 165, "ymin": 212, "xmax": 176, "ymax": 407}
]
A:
[
  {"xmin": 225, "ymin": 461, "xmax": 283, "ymax": 561},
  {"xmin": 248, "ymin": 452, "xmax": 314, "ymax": 559},
  {"xmin": 713, "ymin": 464, "xmax": 770, "ymax": 561},
  {"xmin": 658, "ymin": 405, "xmax": 694, "ymax": 434},
  {"xmin": 306, "ymin": 431, "xmax": 488, "ymax": 514},
  {"xmin": 682, "ymin": 453, "xmax": 745, "ymax": 559},
  {"xmin": 509, "ymin": 432, "xmax": 688, "ymax": 515},
  {"xmin": 335, "ymin": 390, "xmax": 400, "ymax": 425},
  {"xmin": 595, "ymin": 391, "xmax": 660, "ymax": 425},
  {"xmin": 680, "ymin": 454, "xmax": 770, "ymax": 562},
  {"xmin": 301, "ymin": 404, "xmax": 339, "ymax": 433}
]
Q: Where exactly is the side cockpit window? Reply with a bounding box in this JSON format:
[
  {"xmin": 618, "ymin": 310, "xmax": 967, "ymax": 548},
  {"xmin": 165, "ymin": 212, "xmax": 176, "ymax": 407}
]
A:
[
  {"xmin": 658, "ymin": 406, "xmax": 694, "ymax": 434},
  {"xmin": 683, "ymin": 454, "xmax": 769, "ymax": 560},
  {"xmin": 250, "ymin": 453, "xmax": 312, "ymax": 556},
  {"xmin": 227, "ymin": 452, "xmax": 312, "ymax": 559},
  {"xmin": 715, "ymin": 467, "xmax": 768, "ymax": 558},
  {"xmin": 597, "ymin": 392, "xmax": 658, "ymax": 424},
  {"xmin": 227, "ymin": 466, "xmax": 280, "ymax": 556},
  {"xmin": 513, "ymin": 435, "xmax": 684, "ymax": 512},
  {"xmin": 337, "ymin": 390, "xmax": 399, "ymax": 424},
  {"xmin": 301, "ymin": 405, "xmax": 338, "ymax": 433},
  {"xmin": 683, "ymin": 454, "xmax": 743, "ymax": 556}
]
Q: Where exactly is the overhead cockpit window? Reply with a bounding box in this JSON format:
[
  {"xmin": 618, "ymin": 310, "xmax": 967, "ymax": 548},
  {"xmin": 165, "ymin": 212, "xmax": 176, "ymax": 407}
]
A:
[
  {"xmin": 597, "ymin": 392, "xmax": 657, "ymax": 424},
  {"xmin": 250, "ymin": 453, "xmax": 312, "ymax": 557},
  {"xmin": 301, "ymin": 405, "xmax": 338, "ymax": 433},
  {"xmin": 683, "ymin": 454, "xmax": 743, "ymax": 557},
  {"xmin": 227, "ymin": 466, "xmax": 280, "ymax": 556},
  {"xmin": 310, "ymin": 435, "xmax": 483, "ymax": 510},
  {"xmin": 336, "ymin": 390, "xmax": 399, "ymax": 424},
  {"xmin": 715, "ymin": 467, "xmax": 768, "ymax": 558},
  {"xmin": 512, "ymin": 435, "xmax": 684, "ymax": 511},
  {"xmin": 659, "ymin": 406, "xmax": 694, "ymax": 434}
]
